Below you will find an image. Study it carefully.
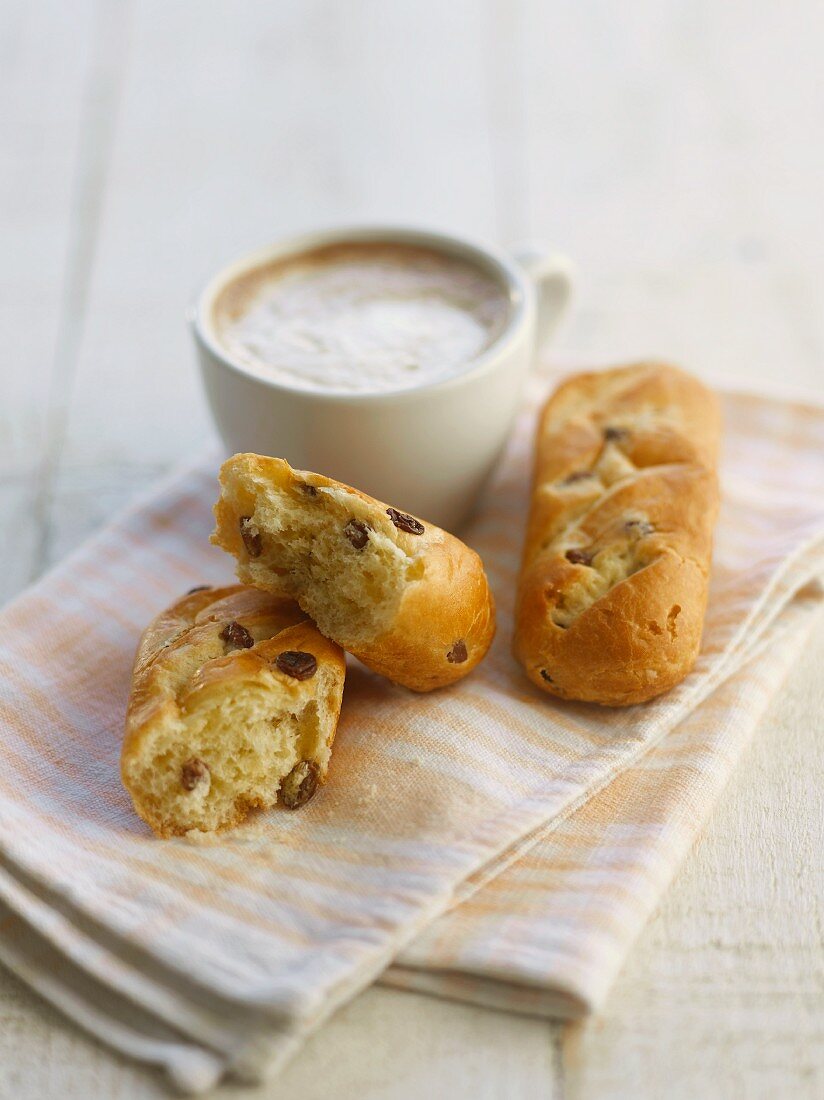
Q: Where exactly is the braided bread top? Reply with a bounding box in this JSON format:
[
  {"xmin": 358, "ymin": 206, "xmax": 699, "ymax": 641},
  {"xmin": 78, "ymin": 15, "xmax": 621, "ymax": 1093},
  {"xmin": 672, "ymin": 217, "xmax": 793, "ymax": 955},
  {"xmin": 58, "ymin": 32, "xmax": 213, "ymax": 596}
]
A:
[{"xmin": 514, "ymin": 362, "xmax": 721, "ymax": 706}]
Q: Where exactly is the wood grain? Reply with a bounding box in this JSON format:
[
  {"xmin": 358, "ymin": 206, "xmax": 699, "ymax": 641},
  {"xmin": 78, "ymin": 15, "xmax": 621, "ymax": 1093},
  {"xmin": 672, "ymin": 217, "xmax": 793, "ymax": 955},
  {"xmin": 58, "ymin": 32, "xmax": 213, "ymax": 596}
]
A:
[
  {"xmin": 520, "ymin": 0, "xmax": 824, "ymax": 392},
  {"xmin": 0, "ymin": 0, "xmax": 97, "ymax": 594},
  {"xmin": 0, "ymin": 0, "xmax": 821, "ymax": 1097}
]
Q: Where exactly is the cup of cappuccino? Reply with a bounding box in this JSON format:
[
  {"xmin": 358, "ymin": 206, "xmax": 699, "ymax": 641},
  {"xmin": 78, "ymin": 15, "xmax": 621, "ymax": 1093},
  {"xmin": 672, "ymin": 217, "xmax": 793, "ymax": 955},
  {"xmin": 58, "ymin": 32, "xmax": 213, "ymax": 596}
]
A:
[{"xmin": 191, "ymin": 225, "xmax": 572, "ymax": 529}]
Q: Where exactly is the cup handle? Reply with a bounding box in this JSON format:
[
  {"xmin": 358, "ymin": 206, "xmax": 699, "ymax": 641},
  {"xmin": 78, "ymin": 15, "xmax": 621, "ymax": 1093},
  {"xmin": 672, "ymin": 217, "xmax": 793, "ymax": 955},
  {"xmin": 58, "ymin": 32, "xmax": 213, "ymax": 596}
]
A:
[{"xmin": 512, "ymin": 247, "xmax": 574, "ymax": 360}]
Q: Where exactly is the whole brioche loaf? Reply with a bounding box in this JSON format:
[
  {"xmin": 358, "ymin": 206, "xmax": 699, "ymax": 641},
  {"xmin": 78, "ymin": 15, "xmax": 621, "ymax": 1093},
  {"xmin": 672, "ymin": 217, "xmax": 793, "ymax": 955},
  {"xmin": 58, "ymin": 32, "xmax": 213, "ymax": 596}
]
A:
[
  {"xmin": 514, "ymin": 362, "xmax": 721, "ymax": 706},
  {"xmin": 211, "ymin": 455, "xmax": 496, "ymax": 692},
  {"xmin": 122, "ymin": 585, "xmax": 345, "ymax": 836}
]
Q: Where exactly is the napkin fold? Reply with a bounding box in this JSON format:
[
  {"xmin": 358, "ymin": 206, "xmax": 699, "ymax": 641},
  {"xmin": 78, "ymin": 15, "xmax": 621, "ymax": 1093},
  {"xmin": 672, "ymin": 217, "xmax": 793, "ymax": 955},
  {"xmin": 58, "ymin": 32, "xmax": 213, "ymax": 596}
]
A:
[{"xmin": 0, "ymin": 382, "xmax": 821, "ymax": 1092}]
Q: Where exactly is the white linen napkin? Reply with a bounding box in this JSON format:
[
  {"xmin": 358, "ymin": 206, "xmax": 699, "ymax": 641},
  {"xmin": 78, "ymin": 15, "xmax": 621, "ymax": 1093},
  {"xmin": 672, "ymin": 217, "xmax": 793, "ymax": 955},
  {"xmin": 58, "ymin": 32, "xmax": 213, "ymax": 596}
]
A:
[{"xmin": 0, "ymin": 382, "xmax": 821, "ymax": 1091}]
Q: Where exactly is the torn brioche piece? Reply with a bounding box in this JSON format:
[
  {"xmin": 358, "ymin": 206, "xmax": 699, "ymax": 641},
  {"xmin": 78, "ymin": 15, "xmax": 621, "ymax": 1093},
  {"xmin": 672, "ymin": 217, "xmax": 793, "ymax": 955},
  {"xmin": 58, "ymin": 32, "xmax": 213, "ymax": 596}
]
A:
[
  {"xmin": 514, "ymin": 362, "xmax": 721, "ymax": 706},
  {"xmin": 122, "ymin": 585, "xmax": 345, "ymax": 837},
  {"xmin": 211, "ymin": 455, "xmax": 496, "ymax": 692}
]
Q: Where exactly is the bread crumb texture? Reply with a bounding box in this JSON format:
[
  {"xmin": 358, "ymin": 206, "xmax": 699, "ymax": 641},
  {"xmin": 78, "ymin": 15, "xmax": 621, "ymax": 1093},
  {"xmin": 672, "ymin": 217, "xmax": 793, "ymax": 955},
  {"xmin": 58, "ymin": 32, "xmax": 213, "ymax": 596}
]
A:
[
  {"xmin": 121, "ymin": 586, "xmax": 345, "ymax": 837},
  {"xmin": 211, "ymin": 455, "xmax": 496, "ymax": 691}
]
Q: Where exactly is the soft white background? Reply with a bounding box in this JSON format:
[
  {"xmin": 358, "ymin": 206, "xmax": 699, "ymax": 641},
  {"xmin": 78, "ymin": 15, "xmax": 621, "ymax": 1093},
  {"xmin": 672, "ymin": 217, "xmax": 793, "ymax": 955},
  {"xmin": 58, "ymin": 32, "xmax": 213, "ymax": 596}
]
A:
[{"xmin": 1, "ymin": 2, "xmax": 822, "ymax": 1097}]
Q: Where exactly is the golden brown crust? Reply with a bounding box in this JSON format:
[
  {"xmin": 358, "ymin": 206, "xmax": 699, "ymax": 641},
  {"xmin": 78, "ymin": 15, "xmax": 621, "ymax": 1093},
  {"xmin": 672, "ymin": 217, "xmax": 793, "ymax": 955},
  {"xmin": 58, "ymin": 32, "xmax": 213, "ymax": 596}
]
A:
[
  {"xmin": 122, "ymin": 585, "xmax": 345, "ymax": 836},
  {"xmin": 513, "ymin": 362, "xmax": 721, "ymax": 705},
  {"xmin": 211, "ymin": 455, "xmax": 496, "ymax": 692}
]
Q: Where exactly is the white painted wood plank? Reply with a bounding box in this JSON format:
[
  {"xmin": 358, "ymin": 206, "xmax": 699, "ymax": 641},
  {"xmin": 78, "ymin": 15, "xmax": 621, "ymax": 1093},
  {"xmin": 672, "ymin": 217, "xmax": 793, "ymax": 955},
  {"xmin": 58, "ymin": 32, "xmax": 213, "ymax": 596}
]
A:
[
  {"xmin": 519, "ymin": 0, "xmax": 824, "ymax": 393},
  {"xmin": 565, "ymin": 614, "xmax": 824, "ymax": 1100},
  {"xmin": 0, "ymin": 0, "xmax": 99, "ymax": 601},
  {"xmin": 42, "ymin": 463, "xmax": 168, "ymax": 571},
  {"xmin": 0, "ymin": 483, "xmax": 40, "ymax": 606},
  {"xmin": 0, "ymin": 0, "xmax": 95, "ymax": 473}
]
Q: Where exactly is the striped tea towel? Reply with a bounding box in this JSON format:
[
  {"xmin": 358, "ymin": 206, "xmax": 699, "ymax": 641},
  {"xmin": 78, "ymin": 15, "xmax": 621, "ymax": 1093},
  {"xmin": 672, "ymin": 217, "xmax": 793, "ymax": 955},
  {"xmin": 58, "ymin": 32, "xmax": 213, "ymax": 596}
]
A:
[{"xmin": 0, "ymin": 382, "xmax": 822, "ymax": 1092}]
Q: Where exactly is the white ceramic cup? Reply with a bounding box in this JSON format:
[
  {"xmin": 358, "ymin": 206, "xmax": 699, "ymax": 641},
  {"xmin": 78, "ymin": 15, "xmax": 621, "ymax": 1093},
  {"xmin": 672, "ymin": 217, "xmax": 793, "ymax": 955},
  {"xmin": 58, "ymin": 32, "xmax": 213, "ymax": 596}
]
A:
[{"xmin": 191, "ymin": 225, "xmax": 572, "ymax": 530}]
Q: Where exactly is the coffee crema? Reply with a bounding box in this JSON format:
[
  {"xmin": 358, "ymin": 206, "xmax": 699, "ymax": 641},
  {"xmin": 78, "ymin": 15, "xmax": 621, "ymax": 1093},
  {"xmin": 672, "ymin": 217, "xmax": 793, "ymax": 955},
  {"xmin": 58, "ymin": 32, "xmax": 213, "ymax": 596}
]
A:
[{"xmin": 212, "ymin": 242, "xmax": 510, "ymax": 394}]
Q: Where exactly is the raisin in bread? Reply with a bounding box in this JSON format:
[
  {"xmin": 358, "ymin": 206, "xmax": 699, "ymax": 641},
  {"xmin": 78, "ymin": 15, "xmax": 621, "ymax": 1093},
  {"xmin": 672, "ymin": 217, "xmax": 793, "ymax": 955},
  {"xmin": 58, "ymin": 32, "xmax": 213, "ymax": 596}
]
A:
[
  {"xmin": 514, "ymin": 362, "xmax": 721, "ymax": 706},
  {"xmin": 122, "ymin": 585, "xmax": 345, "ymax": 836},
  {"xmin": 211, "ymin": 456, "xmax": 496, "ymax": 692}
]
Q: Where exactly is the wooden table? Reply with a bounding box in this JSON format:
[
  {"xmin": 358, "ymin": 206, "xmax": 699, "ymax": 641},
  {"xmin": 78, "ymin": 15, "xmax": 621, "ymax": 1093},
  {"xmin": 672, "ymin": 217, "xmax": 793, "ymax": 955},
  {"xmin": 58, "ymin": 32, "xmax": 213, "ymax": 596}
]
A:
[{"xmin": 1, "ymin": 3, "xmax": 822, "ymax": 1096}]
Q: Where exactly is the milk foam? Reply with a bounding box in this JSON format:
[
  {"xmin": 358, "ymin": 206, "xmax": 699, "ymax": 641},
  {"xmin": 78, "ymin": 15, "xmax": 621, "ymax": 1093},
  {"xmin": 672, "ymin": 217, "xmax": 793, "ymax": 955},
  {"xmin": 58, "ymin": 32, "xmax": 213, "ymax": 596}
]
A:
[{"xmin": 213, "ymin": 243, "xmax": 509, "ymax": 394}]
